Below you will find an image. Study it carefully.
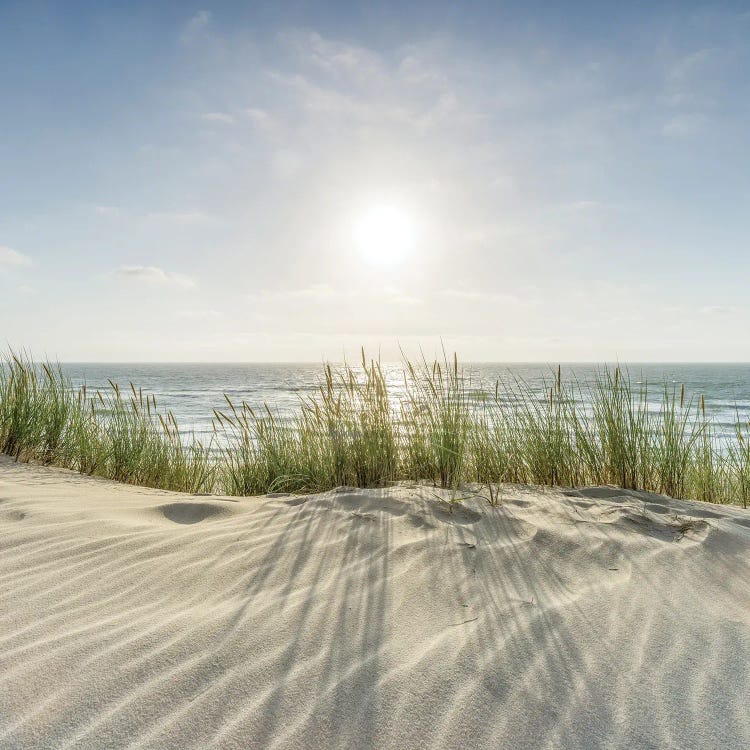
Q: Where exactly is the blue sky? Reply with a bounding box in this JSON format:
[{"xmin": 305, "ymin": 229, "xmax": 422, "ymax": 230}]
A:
[{"xmin": 1, "ymin": 1, "xmax": 749, "ymax": 361}]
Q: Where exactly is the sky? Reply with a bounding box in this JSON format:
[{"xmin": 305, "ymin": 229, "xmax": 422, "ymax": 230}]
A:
[{"xmin": 1, "ymin": 0, "xmax": 749, "ymax": 362}]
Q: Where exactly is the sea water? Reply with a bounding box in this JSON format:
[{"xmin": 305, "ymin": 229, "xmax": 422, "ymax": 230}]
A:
[{"xmin": 60, "ymin": 362, "xmax": 750, "ymax": 445}]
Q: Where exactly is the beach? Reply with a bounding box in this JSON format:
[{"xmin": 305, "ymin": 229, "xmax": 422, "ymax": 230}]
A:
[
  {"xmin": 2, "ymin": 455, "xmax": 749, "ymax": 749},
  {"xmin": 5, "ymin": 0, "xmax": 750, "ymax": 746}
]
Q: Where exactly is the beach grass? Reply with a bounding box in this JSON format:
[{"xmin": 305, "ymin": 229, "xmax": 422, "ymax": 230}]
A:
[
  {"xmin": 0, "ymin": 354, "xmax": 213, "ymax": 493},
  {"xmin": 1, "ymin": 350, "xmax": 748, "ymax": 507}
]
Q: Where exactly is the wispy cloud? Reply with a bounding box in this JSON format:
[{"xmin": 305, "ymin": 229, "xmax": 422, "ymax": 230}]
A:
[
  {"xmin": 266, "ymin": 31, "xmax": 466, "ymax": 134},
  {"xmin": 270, "ymin": 149, "xmax": 304, "ymax": 179},
  {"xmin": 248, "ymin": 284, "xmax": 339, "ymax": 303},
  {"xmin": 249, "ymin": 283, "xmax": 420, "ymax": 307},
  {"xmin": 275, "ymin": 67, "xmax": 459, "ymax": 131},
  {"xmin": 700, "ymin": 304, "xmax": 739, "ymax": 316},
  {"xmin": 667, "ymin": 47, "xmax": 724, "ymax": 88},
  {"xmin": 442, "ymin": 288, "xmax": 532, "ymax": 307},
  {"xmin": 176, "ymin": 308, "xmax": 223, "ymax": 321},
  {"xmin": 145, "ymin": 210, "xmax": 212, "ymax": 223},
  {"xmin": 244, "ymin": 107, "xmax": 275, "ymax": 130},
  {"xmin": 563, "ymin": 200, "xmax": 600, "ymax": 211},
  {"xmin": 201, "ymin": 111, "xmax": 235, "ymax": 125},
  {"xmin": 662, "ymin": 113, "xmax": 707, "ymax": 136},
  {"xmin": 181, "ymin": 10, "xmax": 211, "ymax": 44},
  {"xmin": 0, "ymin": 246, "xmax": 32, "ymax": 269},
  {"xmin": 94, "ymin": 205, "xmax": 121, "ymax": 217},
  {"xmin": 113, "ymin": 265, "xmax": 195, "ymax": 289},
  {"xmin": 278, "ymin": 30, "xmax": 383, "ymax": 83}
]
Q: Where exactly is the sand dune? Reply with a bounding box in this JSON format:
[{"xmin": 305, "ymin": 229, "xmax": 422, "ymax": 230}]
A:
[{"xmin": 1, "ymin": 456, "xmax": 749, "ymax": 749}]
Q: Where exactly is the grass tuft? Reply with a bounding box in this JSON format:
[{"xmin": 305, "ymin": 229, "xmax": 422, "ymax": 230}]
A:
[{"xmin": 0, "ymin": 353, "xmax": 213, "ymax": 493}]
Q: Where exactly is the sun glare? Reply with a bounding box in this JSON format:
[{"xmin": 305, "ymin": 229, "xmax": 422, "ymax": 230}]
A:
[{"xmin": 352, "ymin": 204, "xmax": 415, "ymax": 266}]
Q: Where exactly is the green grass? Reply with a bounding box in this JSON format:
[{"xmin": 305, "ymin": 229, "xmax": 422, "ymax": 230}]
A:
[
  {"xmin": 401, "ymin": 353, "xmax": 470, "ymax": 490},
  {"xmin": 215, "ymin": 351, "xmax": 397, "ymax": 495},
  {"xmin": 1, "ymin": 350, "xmax": 749, "ymax": 508},
  {"xmin": 0, "ymin": 353, "xmax": 213, "ymax": 493}
]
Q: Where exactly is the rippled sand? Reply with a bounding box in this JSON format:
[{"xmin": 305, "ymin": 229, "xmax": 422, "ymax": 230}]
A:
[{"xmin": 1, "ymin": 456, "xmax": 749, "ymax": 749}]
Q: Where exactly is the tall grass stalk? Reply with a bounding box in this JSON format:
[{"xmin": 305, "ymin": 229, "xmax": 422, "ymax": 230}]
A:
[
  {"xmin": 728, "ymin": 414, "xmax": 750, "ymax": 509},
  {"xmin": 217, "ymin": 351, "xmax": 397, "ymax": 495},
  {"xmin": 401, "ymin": 353, "xmax": 470, "ymax": 489},
  {"xmin": 0, "ymin": 354, "xmax": 212, "ymax": 493}
]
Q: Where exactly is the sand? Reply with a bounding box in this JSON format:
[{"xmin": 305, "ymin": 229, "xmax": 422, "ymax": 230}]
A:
[{"xmin": 1, "ymin": 456, "xmax": 749, "ymax": 749}]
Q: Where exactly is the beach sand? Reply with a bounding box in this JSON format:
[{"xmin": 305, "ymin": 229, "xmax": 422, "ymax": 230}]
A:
[{"xmin": 1, "ymin": 455, "xmax": 749, "ymax": 749}]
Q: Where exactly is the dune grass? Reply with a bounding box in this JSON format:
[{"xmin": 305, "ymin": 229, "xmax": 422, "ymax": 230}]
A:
[
  {"xmin": 0, "ymin": 354, "xmax": 213, "ymax": 493},
  {"xmin": 214, "ymin": 353, "xmax": 397, "ymax": 494},
  {"xmin": 1, "ymin": 350, "xmax": 748, "ymax": 507}
]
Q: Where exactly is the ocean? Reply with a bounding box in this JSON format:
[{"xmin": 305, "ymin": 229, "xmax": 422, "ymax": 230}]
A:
[{"xmin": 60, "ymin": 362, "xmax": 750, "ymax": 445}]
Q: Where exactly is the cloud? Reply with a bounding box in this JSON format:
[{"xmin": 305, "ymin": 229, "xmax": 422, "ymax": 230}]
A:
[
  {"xmin": 0, "ymin": 246, "xmax": 32, "ymax": 269},
  {"xmin": 700, "ymin": 305, "xmax": 739, "ymax": 316},
  {"xmin": 267, "ymin": 71, "xmax": 367, "ymax": 118},
  {"xmin": 564, "ymin": 200, "xmax": 600, "ymax": 211},
  {"xmin": 201, "ymin": 111, "xmax": 236, "ymax": 125},
  {"xmin": 244, "ymin": 107, "xmax": 275, "ymax": 130},
  {"xmin": 278, "ymin": 30, "xmax": 383, "ymax": 83},
  {"xmin": 94, "ymin": 205, "xmax": 121, "ymax": 217},
  {"xmin": 248, "ymin": 284, "xmax": 338, "ymax": 303},
  {"xmin": 271, "ymin": 149, "xmax": 304, "ymax": 179},
  {"xmin": 145, "ymin": 210, "xmax": 212, "ymax": 223},
  {"xmin": 181, "ymin": 10, "xmax": 211, "ymax": 44},
  {"xmin": 398, "ymin": 55, "xmax": 449, "ymax": 87},
  {"xmin": 667, "ymin": 48, "xmax": 723, "ymax": 86},
  {"xmin": 442, "ymin": 288, "xmax": 531, "ymax": 307},
  {"xmin": 248, "ymin": 283, "xmax": 421, "ymax": 308},
  {"xmin": 662, "ymin": 113, "xmax": 707, "ymax": 136},
  {"xmin": 267, "ymin": 31, "xmax": 464, "ymax": 133},
  {"xmin": 176, "ymin": 308, "xmax": 223, "ymax": 321},
  {"xmin": 113, "ymin": 265, "xmax": 195, "ymax": 289},
  {"xmin": 267, "ymin": 69, "xmax": 455, "ymax": 133}
]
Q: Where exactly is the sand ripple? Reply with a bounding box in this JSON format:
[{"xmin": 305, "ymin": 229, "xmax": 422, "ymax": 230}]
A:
[{"xmin": 1, "ymin": 457, "xmax": 749, "ymax": 749}]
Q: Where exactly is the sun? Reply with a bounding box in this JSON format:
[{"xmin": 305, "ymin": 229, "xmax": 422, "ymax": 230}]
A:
[{"xmin": 352, "ymin": 204, "xmax": 415, "ymax": 266}]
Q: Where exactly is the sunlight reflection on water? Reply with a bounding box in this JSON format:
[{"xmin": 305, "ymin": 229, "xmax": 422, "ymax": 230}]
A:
[{"xmin": 59, "ymin": 362, "xmax": 750, "ymax": 446}]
